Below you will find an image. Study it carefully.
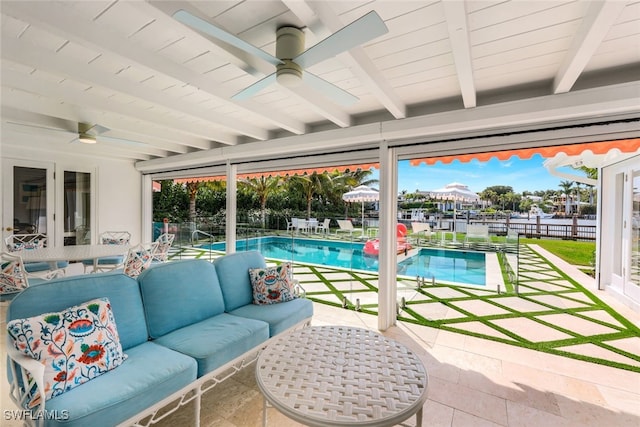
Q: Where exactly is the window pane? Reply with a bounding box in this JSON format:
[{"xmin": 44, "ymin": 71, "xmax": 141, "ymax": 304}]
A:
[
  {"xmin": 64, "ymin": 171, "xmax": 91, "ymax": 245},
  {"xmin": 13, "ymin": 166, "xmax": 47, "ymax": 234}
]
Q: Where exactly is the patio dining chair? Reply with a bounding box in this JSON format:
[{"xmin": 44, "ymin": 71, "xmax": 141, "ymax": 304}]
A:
[
  {"xmin": 287, "ymin": 218, "xmax": 299, "ymax": 232},
  {"xmin": 4, "ymin": 233, "xmax": 69, "ymax": 272},
  {"xmin": 82, "ymin": 231, "xmax": 131, "ymax": 273},
  {"xmin": 122, "ymin": 242, "xmax": 158, "ymax": 278},
  {"xmin": 316, "ymin": 218, "xmax": 331, "ymax": 235},
  {"xmin": 151, "ymin": 233, "xmax": 175, "ymax": 263},
  {"xmin": 1, "ymin": 252, "xmax": 64, "ymax": 302}
]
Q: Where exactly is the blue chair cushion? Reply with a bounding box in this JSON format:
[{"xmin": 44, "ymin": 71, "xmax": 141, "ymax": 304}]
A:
[
  {"xmin": 138, "ymin": 260, "xmax": 226, "ymax": 339},
  {"xmin": 213, "ymin": 251, "xmax": 266, "ymax": 311},
  {"xmin": 81, "ymin": 256, "xmax": 124, "ymax": 266},
  {"xmin": 24, "ymin": 261, "xmax": 69, "ymax": 272},
  {"xmin": 229, "ymin": 298, "xmax": 313, "ymax": 336},
  {"xmin": 42, "ymin": 342, "xmax": 197, "ymax": 427},
  {"xmin": 153, "ymin": 313, "xmax": 269, "ymax": 378}
]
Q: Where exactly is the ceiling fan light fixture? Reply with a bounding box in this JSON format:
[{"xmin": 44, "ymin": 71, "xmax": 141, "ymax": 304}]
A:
[
  {"xmin": 78, "ymin": 133, "xmax": 97, "ymax": 144},
  {"xmin": 276, "ymin": 63, "xmax": 303, "ymax": 88}
]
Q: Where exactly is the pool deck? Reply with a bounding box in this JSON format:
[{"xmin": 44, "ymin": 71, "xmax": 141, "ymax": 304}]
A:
[{"xmin": 2, "ymin": 242, "xmax": 639, "ymax": 426}]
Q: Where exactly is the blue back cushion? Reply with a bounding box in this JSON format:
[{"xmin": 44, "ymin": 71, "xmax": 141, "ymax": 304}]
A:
[
  {"xmin": 213, "ymin": 251, "xmax": 266, "ymax": 311},
  {"xmin": 7, "ymin": 272, "xmax": 147, "ymax": 350},
  {"xmin": 138, "ymin": 260, "xmax": 225, "ymax": 339}
]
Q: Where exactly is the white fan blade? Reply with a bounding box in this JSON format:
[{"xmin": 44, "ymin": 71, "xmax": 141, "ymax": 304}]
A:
[
  {"xmin": 294, "ymin": 11, "xmax": 388, "ymax": 69},
  {"xmin": 302, "ymin": 72, "xmax": 358, "ymax": 107},
  {"xmin": 173, "ymin": 10, "xmax": 283, "ymax": 67},
  {"xmin": 98, "ymin": 136, "xmax": 148, "ymax": 146},
  {"xmin": 88, "ymin": 124, "xmax": 110, "ymax": 135},
  {"xmin": 232, "ymin": 74, "xmax": 277, "ymax": 101},
  {"xmin": 6, "ymin": 121, "xmax": 74, "ymax": 133}
]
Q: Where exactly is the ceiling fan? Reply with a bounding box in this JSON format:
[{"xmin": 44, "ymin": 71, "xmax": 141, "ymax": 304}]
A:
[
  {"xmin": 6, "ymin": 120, "xmax": 148, "ymax": 146},
  {"xmin": 75, "ymin": 123, "xmax": 108, "ymax": 144},
  {"xmin": 173, "ymin": 9, "xmax": 388, "ymax": 106}
]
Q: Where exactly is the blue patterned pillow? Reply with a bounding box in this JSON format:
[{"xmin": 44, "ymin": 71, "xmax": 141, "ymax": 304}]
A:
[
  {"xmin": 7, "ymin": 297, "xmax": 127, "ymax": 405},
  {"xmin": 249, "ymin": 263, "xmax": 297, "ymax": 305}
]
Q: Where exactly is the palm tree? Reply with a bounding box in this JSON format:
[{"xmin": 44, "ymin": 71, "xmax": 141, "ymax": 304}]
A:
[
  {"xmin": 333, "ymin": 169, "xmax": 378, "ymax": 219},
  {"xmin": 559, "ymin": 180, "xmax": 574, "ymax": 216},
  {"xmin": 240, "ymin": 175, "xmax": 281, "ymax": 228},
  {"xmin": 185, "ymin": 181, "xmax": 201, "ymax": 223},
  {"xmin": 288, "ymin": 173, "xmax": 329, "ymax": 220}
]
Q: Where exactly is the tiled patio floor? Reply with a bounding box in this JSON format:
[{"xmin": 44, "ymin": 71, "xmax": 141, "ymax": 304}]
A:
[{"xmin": 2, "ymin": 243, "xmax": 639, "ymax": 426}]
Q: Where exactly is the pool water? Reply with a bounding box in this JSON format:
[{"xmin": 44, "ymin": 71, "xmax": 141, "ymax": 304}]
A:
[{"xmin": 203, "ymin": 236, "xmax": 486, "ymax": 286}]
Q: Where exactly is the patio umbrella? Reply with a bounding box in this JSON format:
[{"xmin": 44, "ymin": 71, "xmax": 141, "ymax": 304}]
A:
[
  {"xmin": 427, "ymin": 182, "xmax": 479, "ymax": 240},
  {"xmin": 342, "ymin": 185, "xmax": 379, "ymax": 229}
]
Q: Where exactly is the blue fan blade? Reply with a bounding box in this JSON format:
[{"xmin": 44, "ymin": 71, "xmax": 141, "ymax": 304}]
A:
[
  {"xmin": 173, "ymin": 10, "xmax": 283, "ymax": 67},
  {"xmin": 294, "ymin": 11, "xmax": 388, "ymax": 69}
]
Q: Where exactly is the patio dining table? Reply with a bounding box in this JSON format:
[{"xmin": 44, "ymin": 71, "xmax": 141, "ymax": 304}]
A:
[{"xmin": 20, "ymin": 244, "xmax": 131, "ymax": 272}]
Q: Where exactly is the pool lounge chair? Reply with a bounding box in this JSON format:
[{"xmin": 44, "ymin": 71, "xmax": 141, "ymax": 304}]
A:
[
  {"xmin": 336, "ymin": 220, "xmax": 363, "ymax": 238},
  {"xmin": 464, "ymin": 224, "xmax": 491, "ymax": 248},
  {"xmin": 410, "ymin": 222, "xmax": 433, "ymax": 244}
]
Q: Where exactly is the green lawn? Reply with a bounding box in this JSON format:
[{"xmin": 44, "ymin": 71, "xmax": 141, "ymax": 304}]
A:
[{"xmin": 520, "ymin": 238, "xmax": 595, "ymax": 267}]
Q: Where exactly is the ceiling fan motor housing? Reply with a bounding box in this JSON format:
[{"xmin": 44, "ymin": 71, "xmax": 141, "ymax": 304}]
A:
[{"xmin": 276, "ymin": 26, "xmax": 304, "ymax": 87}]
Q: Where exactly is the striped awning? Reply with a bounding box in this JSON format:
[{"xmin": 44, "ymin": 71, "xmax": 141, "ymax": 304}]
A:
[
  {"xmin": 409, "ymin": 139, "xmax": 639, "ymax": 166},
  {"xmin": 169, "ymin": 139, "xmax": 638, "ymax": 184},
  {"xmin": 172, "ymin": 163, "xmax": 379, "ymax": 184}
]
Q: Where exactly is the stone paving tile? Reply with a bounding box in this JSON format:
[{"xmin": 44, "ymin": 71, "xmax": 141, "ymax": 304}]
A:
[
  {"xmin": 526, "ymin": 293, "xmax": 595, "ymax": 309},
  {"xmin": 448, "ymin": 299, "xmax": 512, "ymax": 317},
  {"xmin": 583, "ymin": 309, "xmax": 633, "ymax": 328},
  {"xmin": 404, "ymin": 301, "xmax": 460, "ymax": 321},
  {"xmin": 326, "ymin": 279, "xmax": 371, "ymax": 291},
  {"xmin": 315, "ymin": 271, "xmax": 355, "ymax": 280},
  {"xmin": 519, "ymin": 271, "xmax": 563, "ymax": 280},
  {"xmin": 536, "ymin": 313, "xmax": 623, "ymax": 336},
  {"xmin": 489, "ymin": 317, "xmax": 575, "ymax": 342},
  {"xmin": 603, "ymin": 336, "xmax": 640, "ymax": 355},
  {"xmin": 449, "ymin": 321, "xmax": 517, "ymax": 341},
  {"xmin": 558, "ymin": 343, "xmax": 640, "ymax": 368},
  {"xmin": 490, "ymin": 296, "xmax": 553, "ymax": 313},
  {"xmin": 518, "ymin": 280, "xmax": 574, "ymax": 291},
  {"xmin": 420, "ymin": 286, "xmax": 473, "ymax": 299}
]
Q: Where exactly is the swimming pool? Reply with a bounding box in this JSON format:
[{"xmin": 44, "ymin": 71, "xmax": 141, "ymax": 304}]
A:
[{"xmin": 202, "ymin": 236, "xmax": 487, "ymax": 286}]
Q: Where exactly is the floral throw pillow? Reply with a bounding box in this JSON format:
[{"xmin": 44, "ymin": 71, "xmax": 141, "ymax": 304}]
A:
[
  {"xmin": 7, "ymin": 297, "xmax": 127, "ymax": 404},
  {"xmin": 249, "ymin": 263, "xmax": 297, "ymax": 305}
]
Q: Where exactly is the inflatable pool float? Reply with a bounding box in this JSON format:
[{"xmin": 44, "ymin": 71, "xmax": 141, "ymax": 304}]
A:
[{"xmin": 363, "ymin": 224, "xmax": 412, "ymax": 256}]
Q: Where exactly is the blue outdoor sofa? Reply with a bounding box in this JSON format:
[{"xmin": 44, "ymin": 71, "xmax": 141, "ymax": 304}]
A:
[{"xmin": 5, "ymin": 251, "xmax": 313, "ymax": 427}]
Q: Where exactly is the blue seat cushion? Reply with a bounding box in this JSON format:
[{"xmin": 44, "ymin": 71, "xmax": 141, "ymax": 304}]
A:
[
  {"xmin": 81, "ymin": 256, "xmax": 124, "ymax": 266},
  {"xmin": 24, "ymin": 261, "xmax": 69, "ymax": 272},
  {"xmin": 229, "ymin": 298, "xmax": 313, "ymax": 336},
  {"xmin": 42, "ymin": 342, "xmax": 197, "ymax": 427},
  {"xmin": 153, "ymin": 313, "xmax": 269, "ymax": 378}
]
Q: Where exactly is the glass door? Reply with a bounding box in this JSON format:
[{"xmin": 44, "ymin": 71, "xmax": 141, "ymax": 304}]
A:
[
  {"xmin": 63, "ymin": 171, "xmax": 92, "ymax": 245},
  {"xmin": 625, "ymin": 170, "xmax": 640, "ymax": 298},
  {"xmin": 2, "ymin": 160, "xmax": 55, "ymax": 244}
]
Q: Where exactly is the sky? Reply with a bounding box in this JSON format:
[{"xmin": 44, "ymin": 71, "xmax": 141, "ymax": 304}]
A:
[{"xmin": 370, "ymin": 154, "xmax": 588, "ymax": 195}]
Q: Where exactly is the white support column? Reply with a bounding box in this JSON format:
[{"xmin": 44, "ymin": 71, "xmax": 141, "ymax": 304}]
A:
[
  {"xmin": 378, "ymin": 141, "xmax": 398, "ymax": 330},
  {"xmin": 226, "ymin": 161, "xmax": 237, "ymax": 254},
  {"xmin": 141, "ymin": 174, "xmax": 153, "ymax": 243}
]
